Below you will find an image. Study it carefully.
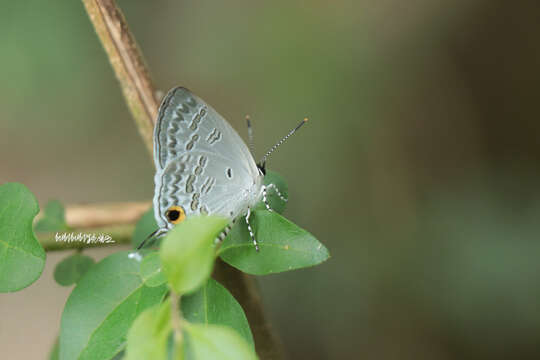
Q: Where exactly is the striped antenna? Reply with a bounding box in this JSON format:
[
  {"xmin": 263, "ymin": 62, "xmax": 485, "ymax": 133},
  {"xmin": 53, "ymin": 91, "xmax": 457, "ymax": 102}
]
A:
[{"xmin": 259, "ymin": 118, "xmax": 308, "ymax": 165}]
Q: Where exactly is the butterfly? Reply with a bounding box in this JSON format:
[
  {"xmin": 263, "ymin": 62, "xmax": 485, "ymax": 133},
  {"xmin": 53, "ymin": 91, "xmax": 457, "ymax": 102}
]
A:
[{"xmin": 138, "ymin": 87, "xmax": 306, "ymax": 251}]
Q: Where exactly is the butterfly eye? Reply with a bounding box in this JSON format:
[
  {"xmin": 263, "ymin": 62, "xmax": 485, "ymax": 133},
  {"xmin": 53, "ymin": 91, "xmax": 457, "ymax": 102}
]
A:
[{"xmin": 165, "ymin": 205, "xmax": 186, "ymax": 224}]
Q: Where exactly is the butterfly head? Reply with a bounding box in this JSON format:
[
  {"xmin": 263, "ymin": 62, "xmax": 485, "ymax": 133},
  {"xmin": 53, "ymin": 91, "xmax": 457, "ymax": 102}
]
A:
[{"xmin": 257, "ymin": 161, "xmax": 266, "ymax": 176}]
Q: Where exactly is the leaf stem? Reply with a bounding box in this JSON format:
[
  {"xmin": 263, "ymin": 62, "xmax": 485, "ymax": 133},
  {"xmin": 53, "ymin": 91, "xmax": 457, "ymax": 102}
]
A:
[{"xmin": 170, "ymin": 290, "xmax": 184, "ymax": 354}]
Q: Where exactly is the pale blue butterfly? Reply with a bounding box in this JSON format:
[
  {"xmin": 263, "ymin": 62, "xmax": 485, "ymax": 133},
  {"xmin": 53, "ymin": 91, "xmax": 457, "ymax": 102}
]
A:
[{"xmin": 138, "ymin": 87, "xmax": 306, "ymax": 251}]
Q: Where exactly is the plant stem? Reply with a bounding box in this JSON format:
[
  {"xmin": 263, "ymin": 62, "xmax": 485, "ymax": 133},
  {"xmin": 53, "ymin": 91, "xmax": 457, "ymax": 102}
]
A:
[
  {"xmin": 35, "ymin": 201, "xmax": 151, "ymax": 229},
  {"xmin": 81, "ymin": 0, "xmax": 158, "ymax": 154},
  {"xmin": 169, "ymin": 291, "xmax": 183, "ymax": 349},
  {"xmin": 214, "ymin": 259, "xmax": 285, "ymax": 359}
]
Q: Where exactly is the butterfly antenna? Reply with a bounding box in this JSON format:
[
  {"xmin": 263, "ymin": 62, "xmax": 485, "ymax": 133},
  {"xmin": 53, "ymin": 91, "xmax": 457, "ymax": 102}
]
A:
[
  {"xmin": 259, "ymin": 118, "xmax": 308, "ymax": 165},
  {"xmin": 246, "ymin": 115, "xmax": 255, "ymax": 156}
]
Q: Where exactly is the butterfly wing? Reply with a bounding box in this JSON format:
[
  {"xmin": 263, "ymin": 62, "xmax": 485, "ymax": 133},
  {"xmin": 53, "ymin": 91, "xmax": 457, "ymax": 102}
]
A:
[{"xmin": 153, "ymin": 87, "xmax": 261, "ymax": 230}]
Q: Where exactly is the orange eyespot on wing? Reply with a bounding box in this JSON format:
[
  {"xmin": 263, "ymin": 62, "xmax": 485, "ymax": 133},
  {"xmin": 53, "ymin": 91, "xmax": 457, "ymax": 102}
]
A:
[{"xmin": 165, "ymin": 205, "xmax": 186, "ymax": 224}]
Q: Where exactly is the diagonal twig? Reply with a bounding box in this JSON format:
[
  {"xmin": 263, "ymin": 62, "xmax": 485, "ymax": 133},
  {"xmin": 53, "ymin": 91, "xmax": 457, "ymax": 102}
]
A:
[{"xmin": 82, "ymin": 0, "xmax": 159, "ymax": 154}]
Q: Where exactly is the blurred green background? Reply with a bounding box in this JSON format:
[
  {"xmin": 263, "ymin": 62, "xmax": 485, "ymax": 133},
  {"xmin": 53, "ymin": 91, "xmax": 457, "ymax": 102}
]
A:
[{"xmin": 2, "ymin": 0, "xmax": 540, "ymax": 359}]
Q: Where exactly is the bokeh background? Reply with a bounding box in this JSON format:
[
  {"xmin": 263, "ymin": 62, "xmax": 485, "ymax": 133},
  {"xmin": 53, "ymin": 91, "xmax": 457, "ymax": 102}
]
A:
[{"xmin": 2, "ymin": 0, "xmax": 540, "ymax": 359}]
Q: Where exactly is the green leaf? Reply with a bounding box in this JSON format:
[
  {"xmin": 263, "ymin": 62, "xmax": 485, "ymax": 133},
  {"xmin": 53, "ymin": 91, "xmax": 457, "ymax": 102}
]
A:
[
  {"xmin": 49, "ymin": 338, "xmax": 59, "ymax": 360},
  {"xmin": 34, "ymin": 199, "xmax": 68, "ymax": 232},
  {"xmin": 160, "ymin": 216, "xmax": 228, "ymax": 294},
  {"xmin": 219, "ymin": 210, "xmax": 329, "ymax": 275},
  {"xmin": 182, "ymin": 278, "xmax": 254, "ymax": 347},
  {"xmin": 132, "ymin": 207, "xmax": 158, "ymax": 249},
  {"xmin": 253, "ymin": 171, "xmax": 288, "ymax": 214},
  {"xmin": 0, "ymin": 182, "xmax": 46, "ymax": 292},
  {"xmin": 54, "ymin": 253, "xmax": 95, "ymax": 286},
  {"xmin": 111, "ymin": 351, "xmax": 125, "ymax": 360},
  {"xmin": 140, "ymin": 252, "xmax": 167, "ymax": 287},
  {"xmin": 60, "ymin": 251, "xmax": 168, "ymax": 360},
  {"xmin": 184, "ymin": 323, "xmax": 258, "ymax": 360},
  {"xmin": 126, "ymin": 298, "xmax": 172, "ymax": 360}
]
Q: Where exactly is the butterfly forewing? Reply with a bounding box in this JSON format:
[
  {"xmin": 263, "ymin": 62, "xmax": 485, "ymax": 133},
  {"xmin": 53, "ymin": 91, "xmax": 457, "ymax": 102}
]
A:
[{"xmin": 153, "ymin": 87, "xmax": 260, "ymax": 229}]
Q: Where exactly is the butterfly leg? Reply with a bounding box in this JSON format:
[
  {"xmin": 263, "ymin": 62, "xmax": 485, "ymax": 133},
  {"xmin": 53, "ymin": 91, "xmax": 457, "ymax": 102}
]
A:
[
  {"xmin": 215, "ymin": 222, "xmax": 233, "ymax": 245},
  {"xmin": 266, "ymin": 183, "xmax": 288, "ymax": 203},
  {"xmin": 262, "ymin": 185, "xmax": 273, "ymax": 211},
  {"xmin": 245, "ymin": 207, "xmax": 260, "ymax": 251}
]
